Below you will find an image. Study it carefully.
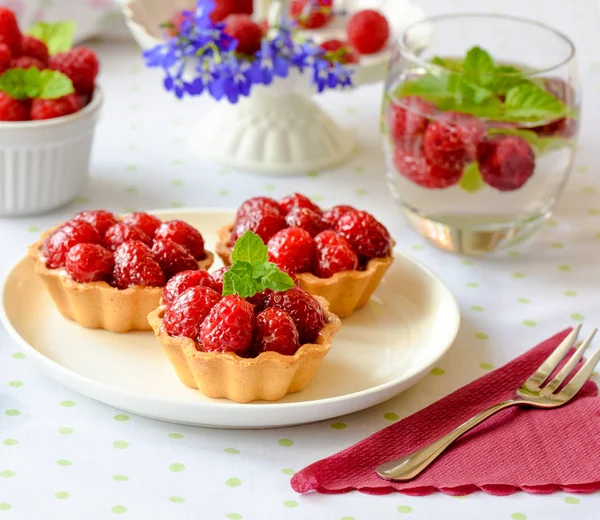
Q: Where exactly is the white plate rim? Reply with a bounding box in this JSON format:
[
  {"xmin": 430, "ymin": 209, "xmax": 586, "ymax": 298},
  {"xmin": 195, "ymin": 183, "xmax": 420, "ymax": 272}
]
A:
[{"xmin": 0, "ymin": 208, "xmax": 460, "ymax": 422}]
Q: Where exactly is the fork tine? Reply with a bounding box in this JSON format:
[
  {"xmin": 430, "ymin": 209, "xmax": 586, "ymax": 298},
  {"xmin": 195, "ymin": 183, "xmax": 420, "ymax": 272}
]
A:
[
  {"xmin": 523, "ymin": 325, "xmax": 581, "ymax": 392},
  {"xmin": 540, "ymin": 329, "xmax": 597, "ymax": 397},
  {"xmin": 554, "ymin": 347, "xmax": 600, "ymax": 401}
]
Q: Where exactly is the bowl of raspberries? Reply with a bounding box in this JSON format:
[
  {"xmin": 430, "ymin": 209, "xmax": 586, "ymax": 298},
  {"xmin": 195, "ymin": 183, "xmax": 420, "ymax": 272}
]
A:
[{"xmin": 0, "ymin": 8, "xmax": 101, "ymax": 217}]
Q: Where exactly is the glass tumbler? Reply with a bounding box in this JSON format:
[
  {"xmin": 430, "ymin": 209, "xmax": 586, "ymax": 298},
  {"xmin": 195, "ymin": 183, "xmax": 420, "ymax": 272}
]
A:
[{"xmin": 381, "ymin": 14, "xmax": 580, "ymax": 255}]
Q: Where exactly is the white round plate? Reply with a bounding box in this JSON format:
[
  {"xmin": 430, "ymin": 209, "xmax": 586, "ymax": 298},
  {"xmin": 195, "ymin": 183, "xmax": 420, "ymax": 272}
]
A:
[{"xmin": 0, "ymin": 209, "xmax": 459, "ymax": 429}]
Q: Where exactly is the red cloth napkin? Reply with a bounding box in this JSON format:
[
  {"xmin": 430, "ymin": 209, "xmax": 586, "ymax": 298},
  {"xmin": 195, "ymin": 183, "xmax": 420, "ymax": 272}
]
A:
[{"xmin": 292, "ymin": 329, "xmax": 600, "ymax": 496}]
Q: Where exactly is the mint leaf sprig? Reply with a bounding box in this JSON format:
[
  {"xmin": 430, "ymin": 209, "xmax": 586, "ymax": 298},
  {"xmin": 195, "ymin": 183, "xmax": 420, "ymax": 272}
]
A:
[
  {"xmin": 0, "ymin": 68, "xmax": 74, "ymax": 100},
  {"xmin": 27, "ymin": 21, "xmax": 75, "ymax": 56},
  {"xmin": 222, "ymin": 231, "xmax": 295, "ymax": 298},
  {"xmin": 398, "ymin": 46, "xmax": 572, "ymax": 123}
]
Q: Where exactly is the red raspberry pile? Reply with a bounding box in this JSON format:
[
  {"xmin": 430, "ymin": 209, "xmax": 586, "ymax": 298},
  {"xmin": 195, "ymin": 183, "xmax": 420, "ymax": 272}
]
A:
[
  {"xmin": 0, "ymin": 7, "xmax": 99, "ymax": 121},
  {"xmin": 230, "ymin": 193, "xmax": 392, "ymax": 278},
  {"xmin": 389, "ymin": 98, "xmax": 537, "ymax": 191},
  {"xmin": 162, "ymin": 271, "xmax": 327, "ymax": 357},
  {"xmin": 41, "ymin": 210, "xmax": 208, "ymax": 289},
  {"xmin": 290, "ymin": 0, "xmax": 334, "ymax": 29}
]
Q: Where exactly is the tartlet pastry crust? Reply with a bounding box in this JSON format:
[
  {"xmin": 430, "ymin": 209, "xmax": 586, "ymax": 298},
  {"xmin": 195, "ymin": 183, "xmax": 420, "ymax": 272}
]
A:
[
  {"xmin": 215, "ymin": 223, "xmax": 393, "ymax": 318},
  {"xmin": 29, "ymin": 228, "xmax": 214, "ymax": 333},
  {"xmin": 148, "ymin": 296, "xmax": 340, "ymax": 403}
]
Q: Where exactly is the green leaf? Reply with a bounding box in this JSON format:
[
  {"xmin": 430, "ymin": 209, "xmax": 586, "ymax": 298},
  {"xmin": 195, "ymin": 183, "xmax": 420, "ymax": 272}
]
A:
[
  {"xmin": 38, "ymin": 70, "xmax": 74, "ymax": 99},
  {"xmin": 231, "ymin": 230, "xmax": 269, "ymax": 265},
  {"xmin": 0, "ymin": 69, "xmax": 29, "ymax": 99},
  {"xmin": 463, "ymin": 46, "xmax": 495, "ymax": 75},
  {"xmin": 222, "ymin": 261, "xmax": 261, "ymax": 298},
  {"xmin": 458, "ymin": 162, "xmax": 485, "ymax": 193},
  {"xmin": 23, "ymin": 67, "xmax": 42, "ymax": 97},
  {"xmin": 256, "ymin": 263, "xmax": 295, "ymax": 293},
  {"xmin": 27, "ymin": 21, "xmax": 75, "ymax": 55},
  {"xmin": 504, "ymin": 82, "xmax": 568, "ymax": 122},
  {"xmin": 431, "ymin": 56, "xmax": 463, "ymax": 72}
]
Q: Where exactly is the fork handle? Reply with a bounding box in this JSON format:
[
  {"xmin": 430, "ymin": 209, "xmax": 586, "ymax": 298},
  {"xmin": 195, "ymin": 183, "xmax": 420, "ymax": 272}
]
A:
[{"xmin": 375, "ymin": 399, "xmax": 521, "ymax": 481}]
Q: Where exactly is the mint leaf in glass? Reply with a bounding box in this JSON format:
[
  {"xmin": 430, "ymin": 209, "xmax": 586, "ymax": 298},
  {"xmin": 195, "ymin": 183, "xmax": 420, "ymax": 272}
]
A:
[
  {"xmin": 458, "ymin": 162, "xmax": 485, "ymax": 193},
  {"xmin": 504, "ymin": 82, "xmax": 568, "ymax": 121},
  {"xmin": 463, "ymin": 46, "xmax": 495, "ymax": 75},
  {"xmin": 27, "ymin": 21, "xmax": 75, "ymax": 56}
]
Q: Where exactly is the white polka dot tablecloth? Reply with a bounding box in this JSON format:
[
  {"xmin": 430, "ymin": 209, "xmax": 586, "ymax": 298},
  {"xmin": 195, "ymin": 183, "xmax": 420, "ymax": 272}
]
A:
[{"xmin": 1, "ymin": 0, "xmax": 600, "ymax": 518}]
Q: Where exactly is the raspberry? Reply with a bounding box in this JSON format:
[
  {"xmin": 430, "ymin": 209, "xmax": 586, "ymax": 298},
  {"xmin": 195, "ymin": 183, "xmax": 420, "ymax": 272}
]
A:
[
  {"xmin": 0, "ymin": 92, "xmax": 28, "ymax": 121},
  {"xmin": 236, "ymin": 196, "xmax": 282, "ymax": 220},
  {"xmin": 163, "ymin": 286, "xmax": 222, "ymax": 340},
  {"xmin": 533, "ymin": 117, "xmax": 577, "ymax": 139},
  {"xmin": 0, "ymin": 43, "xmax": 12, "ymax": 74},
  {"xmin": 162, "ymin": 270, "xmax": 219, "ymax": 306},
  {"xmin": 279, "ymin": 193, "xmax": 321, "ymax": 215},
  {"xmin": 290, "ymin": 0, "xmax": 333, "ymax": 29},
  {"xmin": 11, "ymin": 56, "xmax": 45, "ymax": 69},
  {"xmin": 73, "ymin": 210, "xmax": 118, "ymax": 236},
  {"xmin": 200, "ymin": 295, "xmax": 255, "ymax": 355},
  {"xmin": 30, "ymin": 93, "xmax": 83, "ymax": 121},
  {"xmin": 50, "ymin": 47, "xmax": 99, "ymax": 94},
  {"xmin": 65, "ymin": 243, "xmax": 114, "ymax": 283},
  {"xmin": 321, "ymin": 205, "xmax": 356, "ymax": 228},
  {"xmin": 113, "ymin": 240, "xmax": 165, "ymax": 289},
  {"xmin": 315, "ymin": 244, "xmax": 359, "ymax": 278},
  {"xmin": 393, "ymin": 148, "xmax": 462, "ymax": 189},
  {"xmin": 268, "ymin": 227, "xmax": 315, "ymax": 274},
  {"xmin": 247, "ymin": 289, "xmax": 273, "ymax": 312},
  {"xmin": 320, "ymin": 39, "xmax": 359, "ymax": 65},
  {"xmin": 122, "ymin": 212, "xmax": 162, "ymax": 238},
  {"xmin": 477, "ymin": 135, "xmax": 535, "ymax": 192},
  {"xmin": 210, "ymin": 266, "xmax": 229, "ymax": 295},
  {"xmin": 335, "ymin": 210, "xmax": 391, "ymax": 259},
  {"xmin": 285, "ymin": 206, "xmax": 325, "ymax": 237},
  {"xmin": 388, "ymin": 96, "xmax": 436, "ymax": 151},
  {"xmin": 104, "ymin": 222, "xmax": 152, "ymax": 252},
  {"xmin": 210, "ymin": 0, "xmax": 252, "ymax": 22},
  {"xmin": 423, "ymin": 111, "xmax": 485, "ymax": 169},
  {"xmin": 265, "ymin": 286, "xmax": 326, "ymax": 344},
  {"xmin": 253, "ymin": 307, "xmax": 300, "ymax": 356},
  {"xmin": 42, "ymin": 220, "xmax": 102, "ymax": 269},
  {"xmin": 155, "ymin": 220, "xmax": 206, "ymax": 259},
  {"xmin": 231, "ymin": 206, "xmax": 286, "ymax": 245},
  {"xmin": 152, "ymin": 239, "xmax": 198, "ymax": 279},
  {"xmin": 21, "ymin": 36, "xmax": 49, "ymax": 64},
  {"xmin": 0, "ymin": 8, "xmax": 22, "ymax": 56},
  {"xmin": 314, "ymin": 230, "xmax": 351, "ymax": 249},
  {"xmin": 347, "ymin": 9, "xmax": 389, "ymax": 54},
  {"xmin": 224, "ymin": 14, "xmax": 263, "ymax": 55}
]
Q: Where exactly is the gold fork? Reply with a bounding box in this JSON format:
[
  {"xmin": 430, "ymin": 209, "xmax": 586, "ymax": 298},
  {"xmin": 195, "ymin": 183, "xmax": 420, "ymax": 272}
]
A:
[{"xmin": 376, "ymin": 325, "xmax": 600, "ymax": 482}]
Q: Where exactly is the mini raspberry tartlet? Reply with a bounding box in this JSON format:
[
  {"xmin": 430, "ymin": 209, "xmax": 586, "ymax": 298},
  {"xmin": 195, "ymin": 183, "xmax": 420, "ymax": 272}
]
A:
[
  {"xmin": 216, "ymin": 193, "xmax": 394, "ymax": 318},
  {"xmin": 149, "ymin": 231, "xmax": 340, "ymax": 403},
  {"xmin": 29, "ymin": 210, "xmax": 213, "ymax": 333}
]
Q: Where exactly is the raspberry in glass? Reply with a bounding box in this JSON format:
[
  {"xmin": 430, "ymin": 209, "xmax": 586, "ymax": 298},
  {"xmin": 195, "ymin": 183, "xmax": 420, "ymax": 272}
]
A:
[
  {"xmin": 394, "ymin": 147, "xmax": 463, "ymax": 189},
  {"xmin": 477, "ymin": 135, "xmax": 535, "ymax": 192}
]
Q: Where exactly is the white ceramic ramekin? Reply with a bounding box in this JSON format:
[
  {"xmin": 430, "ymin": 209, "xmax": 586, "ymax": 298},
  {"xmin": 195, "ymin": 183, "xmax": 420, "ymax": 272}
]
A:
[{"xmin": 0, "ymin": 89, "xmax": 103, "ymax": 217}]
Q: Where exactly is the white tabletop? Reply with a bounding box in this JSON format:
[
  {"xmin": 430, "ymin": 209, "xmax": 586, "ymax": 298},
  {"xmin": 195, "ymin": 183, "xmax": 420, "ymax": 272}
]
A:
[{"xmin": 1, "ymin": 0, "xmax": 600, "ymax": 518}]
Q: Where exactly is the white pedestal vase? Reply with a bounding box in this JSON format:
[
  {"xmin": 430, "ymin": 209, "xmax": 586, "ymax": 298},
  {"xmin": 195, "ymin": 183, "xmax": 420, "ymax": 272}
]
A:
[{"xmin": 189, "ymin": 74, "xmax": 354, "ymax": 175}]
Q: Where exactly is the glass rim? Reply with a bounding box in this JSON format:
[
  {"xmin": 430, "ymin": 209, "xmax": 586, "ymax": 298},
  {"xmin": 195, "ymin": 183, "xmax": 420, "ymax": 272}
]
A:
[{"xmin": 397, "ymin": 12, "xmax": 576, "ymax": 78}]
